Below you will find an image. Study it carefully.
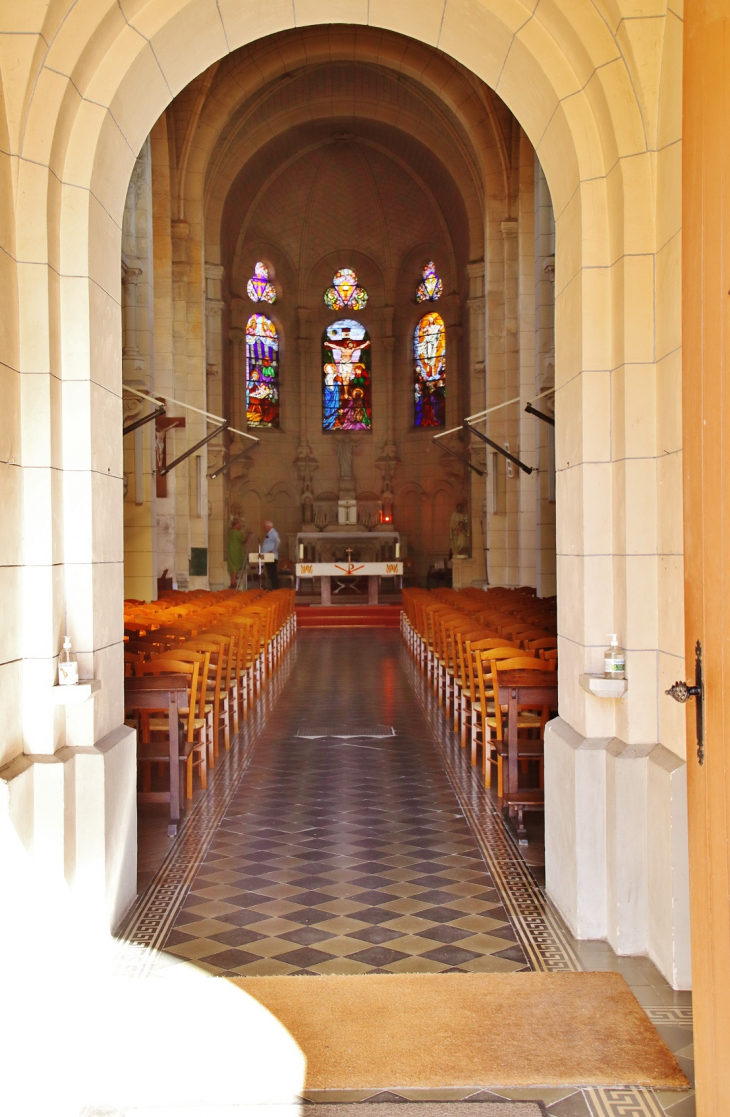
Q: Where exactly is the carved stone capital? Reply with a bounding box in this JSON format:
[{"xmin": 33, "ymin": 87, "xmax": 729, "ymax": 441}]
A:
[{"xmin": 121, "ymin": 266, "xmax": 142, "ymax": 288}]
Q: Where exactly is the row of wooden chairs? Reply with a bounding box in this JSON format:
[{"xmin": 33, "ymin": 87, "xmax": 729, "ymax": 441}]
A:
[
  {"xmin": 124, "ymin": 589, "xmax": 295, "ymax": 800},
  {"xmin": 401, "ymin": 587, "xmax": 558, "ymax": 834}
]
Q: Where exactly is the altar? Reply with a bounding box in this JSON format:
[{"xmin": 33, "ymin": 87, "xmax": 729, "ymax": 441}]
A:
[
  {"xmin": 295, "ymin": 559, "xmax": 403, "ymax": 605},
  {"xmin": 295, "ymin": 531, "xmax": 401, "ymax": 564},
  {"xmin": 295, "ymin": 532, "xmax": 402, "ymax": 604}
]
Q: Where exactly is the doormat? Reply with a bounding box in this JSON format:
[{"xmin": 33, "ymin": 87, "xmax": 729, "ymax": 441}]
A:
[
  {"xmin": 302, "ymin": 1105, "xmax": 546, "ymax": 1116},
  {"xmin": 229, "ymin": 972, "xmax": 688, "ymax": 1090}
]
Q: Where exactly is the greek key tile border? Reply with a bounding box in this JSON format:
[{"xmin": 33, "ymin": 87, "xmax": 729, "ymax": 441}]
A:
[
  {"xmin": 113, "ymin": 651, "xmax": 294, "ymax": 978},
  {"xmin": 405, "ymin": 649, "xmax": 582, "ymax": 974},
  {"xmin": 586, "ymin": 1087, "xmax": 667, "ymax": 1117},
  {"xmin": 644, "ymin": 1007, "xmax": 693, "ymax": 1027}
]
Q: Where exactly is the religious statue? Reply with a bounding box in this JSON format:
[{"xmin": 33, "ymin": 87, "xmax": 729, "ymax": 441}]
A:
[
  {"xmin": 336, "ymin": 436, "xmax": 354, "ymax": 482},
  {"xmin": 302, "ymin": 481, "xmax": 314, "ymax": 525},
  {"xmin": 450, "ymin": 503, "xmax": 469, "ymax": 557}
]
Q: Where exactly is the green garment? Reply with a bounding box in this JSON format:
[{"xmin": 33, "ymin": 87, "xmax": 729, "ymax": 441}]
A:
[{"xmin": 227, "ymin": 527, "xmax": 246, "ymax": 575}]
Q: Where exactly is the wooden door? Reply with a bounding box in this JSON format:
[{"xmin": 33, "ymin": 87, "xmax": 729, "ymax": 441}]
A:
[{"xmin": 683, "ymin": 3, "xmax": 730, "ymax": 1112}]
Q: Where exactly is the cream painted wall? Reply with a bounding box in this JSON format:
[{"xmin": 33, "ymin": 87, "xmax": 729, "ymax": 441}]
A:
[{"xmin": 0, "ymin": 0, "xmax": 687, "ymax": 984}]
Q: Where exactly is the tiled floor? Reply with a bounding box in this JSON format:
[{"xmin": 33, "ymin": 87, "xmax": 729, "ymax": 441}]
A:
[{"xmin": 119, "ymin": 628, "xmax": 694, "ymax": 1117}]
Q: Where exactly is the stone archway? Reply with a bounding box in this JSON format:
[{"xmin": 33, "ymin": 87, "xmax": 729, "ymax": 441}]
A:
[{"xmin": 1, "ymin": 1, "xmax": 686, "ymax": 985}]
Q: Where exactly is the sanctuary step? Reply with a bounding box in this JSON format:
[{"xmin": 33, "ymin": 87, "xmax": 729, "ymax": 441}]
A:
[{"xmin": 296, "ymin": 604, "xmax": 401, "ymax": 628}]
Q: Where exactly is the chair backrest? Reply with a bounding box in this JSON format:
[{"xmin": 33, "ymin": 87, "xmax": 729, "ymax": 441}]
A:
[
  {"xmin": 183, "ymin": 640, "xmax": 225, "ymax": 692},
  {"xmin": 139, "ymin": 658, "xmax": 200, "ymax": 741},
  {"xmin": 495, "ymin": 656, "xmax": 554, "ymax": 672},
  {"xmin": 516, "ymin": 629, "xmax": 553, "ymax": 643},
  {"xmin": 524, "ymin": 636, "xmax": 558, "ymax": 651},
  {"xmin": 466, "ymin": 645, "xmax": 522, "ymax": 701}
]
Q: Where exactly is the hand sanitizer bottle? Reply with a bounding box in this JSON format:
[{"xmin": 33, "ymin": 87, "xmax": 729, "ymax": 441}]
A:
[
  {"xmin": 58, "ymin": 635, "xmax": 79, "ymax": 686},
  {"xmin": 604, "ymin": 634, "xmax": 625, "ymax": 680}
]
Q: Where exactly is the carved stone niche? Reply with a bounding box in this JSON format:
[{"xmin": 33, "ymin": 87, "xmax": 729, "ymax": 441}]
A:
[{"xmin": 313, "ymin": 493, "xmax": 338, "ymax": 530}]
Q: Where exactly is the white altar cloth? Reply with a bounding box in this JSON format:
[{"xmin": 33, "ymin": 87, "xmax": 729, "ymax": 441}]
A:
[{"xmin": 296, "ymin": 561, "xmax": 402, "ymax": 577}]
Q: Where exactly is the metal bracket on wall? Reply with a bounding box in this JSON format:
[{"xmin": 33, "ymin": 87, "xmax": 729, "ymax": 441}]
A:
[
  {"xmin": 463, "ymin": 421, "xmax": 534, "ymax": 475},
  {"xmin": 438, "ymin": 440, "xmax": 485, "ymax": 477},
  {"xmin": 158, "ymin": 422, "xmax": 228, "ymax": 476},
  {"xmin": 123, "ymin": 403, "xmax": 166, "ymax": 436},
  {"xmin": 524, "ymin": 402, "xmax": 555, "ymax": 427}
]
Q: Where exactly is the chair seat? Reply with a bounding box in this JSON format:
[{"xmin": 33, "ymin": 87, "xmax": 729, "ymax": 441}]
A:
[
  {"xmin": 494, "ymin": 738, "xmax": 544, "ymax": 758},
  {"xmin": 502, "ymin": 790, "xmax": 544, "ymax": 808},
  {"xmin": 148, "ymin": 716, "xmax": 206, "ymax": 732},
  {"xmin": 138, "ymin": 740, "xmax": 196, "ymax": 763}
]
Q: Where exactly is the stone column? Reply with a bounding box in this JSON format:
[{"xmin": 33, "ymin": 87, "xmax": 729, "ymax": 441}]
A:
[
  {"xmin": 297, "ymin": 335, "xmax": 310, "ymax": 446},
  {"xmin": 534, "ymin": 155, "xmax": 556, "ymax": 597},
  {"xmin": 121, "ymin": 265, "xmax": 142, "ymax": 363},
  {"xmin": 229, "ymin": 327, "xmax": 245, "ymax": 431},
  {"xmin": 205, "ymin": 263, "xmax": 227, "ymax": 589},
  {"xmin": 517, "ymin": 138, "xmax": 537, "ymax": 588},
  {"xmin": 465, "ymin": 260, "xmax": 487, "ymax": 585}
]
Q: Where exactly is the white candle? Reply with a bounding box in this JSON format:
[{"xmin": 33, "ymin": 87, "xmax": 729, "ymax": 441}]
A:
[
  {"xmin": 299, "ymin": 543, "xmax": 304, "ymax": 560},
  {"xmin": 395, "ymin": 542, "xmax": 400, "ymax": 558}
]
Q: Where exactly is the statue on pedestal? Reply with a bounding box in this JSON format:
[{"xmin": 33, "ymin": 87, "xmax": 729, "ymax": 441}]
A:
[{"xmin": 450, "ymin": 502, "xmax": 470, "ymax": 557}]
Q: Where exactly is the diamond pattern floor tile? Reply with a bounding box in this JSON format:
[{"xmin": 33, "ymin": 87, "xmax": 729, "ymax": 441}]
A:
[{"xmin": 159, "ymin": 632, "xmax": 529, "ymax": 976}]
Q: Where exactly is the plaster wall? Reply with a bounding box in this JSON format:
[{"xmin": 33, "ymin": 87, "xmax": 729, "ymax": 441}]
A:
[{"xmin": 0, "ymin": 1, "xmax": 689, "ymax": 986}]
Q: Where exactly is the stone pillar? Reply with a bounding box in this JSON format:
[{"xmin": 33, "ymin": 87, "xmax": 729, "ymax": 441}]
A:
[
  {"xmin": 465, "ymin": 260, "xmax": 487, "ymax": 585},
  {"xmin": 297, "ymin": 335, "xmax": 310, "ymax": 446},
  {"xmin": 205, "ymin": 263, "xmax": 227, "ymax": 589},
  {"xmin": 517, "ymin": 137, "xmax": 537, "ymax": 588},
  {"xmin": 534, "ymin": 155, "xmax": 556, "ymax": 598},
  {"xmin": 230, "ymin": 328, "xmax": 245, "ymax": 432},
  {"xmin": 121, "ymin": 266, "xmax": 142, "ymax": 363}
]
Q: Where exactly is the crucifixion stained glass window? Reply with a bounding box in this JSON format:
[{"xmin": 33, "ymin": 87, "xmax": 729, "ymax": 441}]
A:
[
  {"xmin": 322, "ymin": 319, "xmax": 372, "ymax": 431},
  {"xmin": 247, "ymin": 261, "xmax": 276, "ymax": 304},
  {"xmin": 414, "ymin": 311, "xmax": 445, "ymax": 427},
  {"xmin": 416, "ymin": 260, "xmax": 443, "ymax": 302},
  {"xmin": 246, "ymin": 314, "xmax": 279, "ymax": 427},
  {"xmin": 323, "ymin": 268, "xmax": 368, "ymax": 311}
]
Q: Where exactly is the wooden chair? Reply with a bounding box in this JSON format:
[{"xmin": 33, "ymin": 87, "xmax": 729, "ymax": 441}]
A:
[
  {"xmin": 469, "ymin": 646, "xmax": 526, "ymax": 767},
  {"xmin": 152, "ymin": 648, "xmax": 213, "ymax": 767},
  {"xmin": 484, "ymin": 656, "xmax": 556, "ymax": 796},
  {"xmin": 138, "ymin": 658, "xmax": 209, "ymax": 800},
  {"xmin": 183, "ymin": 638, "xmax": 231, "ymax": 758}
]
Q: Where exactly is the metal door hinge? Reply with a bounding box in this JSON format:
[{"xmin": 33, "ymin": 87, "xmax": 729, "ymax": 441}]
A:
[{"xmin": 666, "ymin": 640, "xmax": 705, "ymax": 764}]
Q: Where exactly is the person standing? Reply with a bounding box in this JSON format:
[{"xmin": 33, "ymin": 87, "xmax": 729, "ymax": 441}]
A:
[
  {"xmin": 261, "ymin": 519, "xmax": 280, "ymax": 589},
  {"xmin": 227, "ymin": 516, "xmax": 246, "ymax": 588}
]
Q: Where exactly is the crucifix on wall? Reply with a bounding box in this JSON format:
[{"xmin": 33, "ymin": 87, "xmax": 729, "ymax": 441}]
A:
[{"xmin": 155, "ymin": 414, "xmax": 186, "ymax": 497}]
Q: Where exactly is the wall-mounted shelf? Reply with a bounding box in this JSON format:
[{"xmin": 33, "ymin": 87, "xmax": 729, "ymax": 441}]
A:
[
  {"xmin": 52, "ymin": 680, "xmax": 101, "ymax": 705},
  {"xmin": 579, "ymin": 673, "xmax": 628, "ymax": 699}
]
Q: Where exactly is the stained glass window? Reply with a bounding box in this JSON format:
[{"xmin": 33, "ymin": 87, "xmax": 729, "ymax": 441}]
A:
[
  {"xmin": 246, "ymin": 314, "xmax": 279, "ymax": 428},
  {"xmin": 414, "ymin": 311, "xmax": 445, "ymax": 427},
  {"xmin": 247, "ymin": 261, "xmax": 276, "ymax": 304},
  {"xmin": 322, "ymin": 319, "xmax": 372, "ymax": 431},
  {"xmin": 416, "ymin": 260, "xmax": 443, "ymax": 302},
  {"xmin": 323, "ymin": 268, "xmax": 368, "ymax": 311}
]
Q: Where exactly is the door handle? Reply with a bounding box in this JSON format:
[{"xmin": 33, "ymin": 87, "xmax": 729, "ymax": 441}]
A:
[{"xmin": 666, "ymin": 639, "xmax": 704, "ymax": 765}]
